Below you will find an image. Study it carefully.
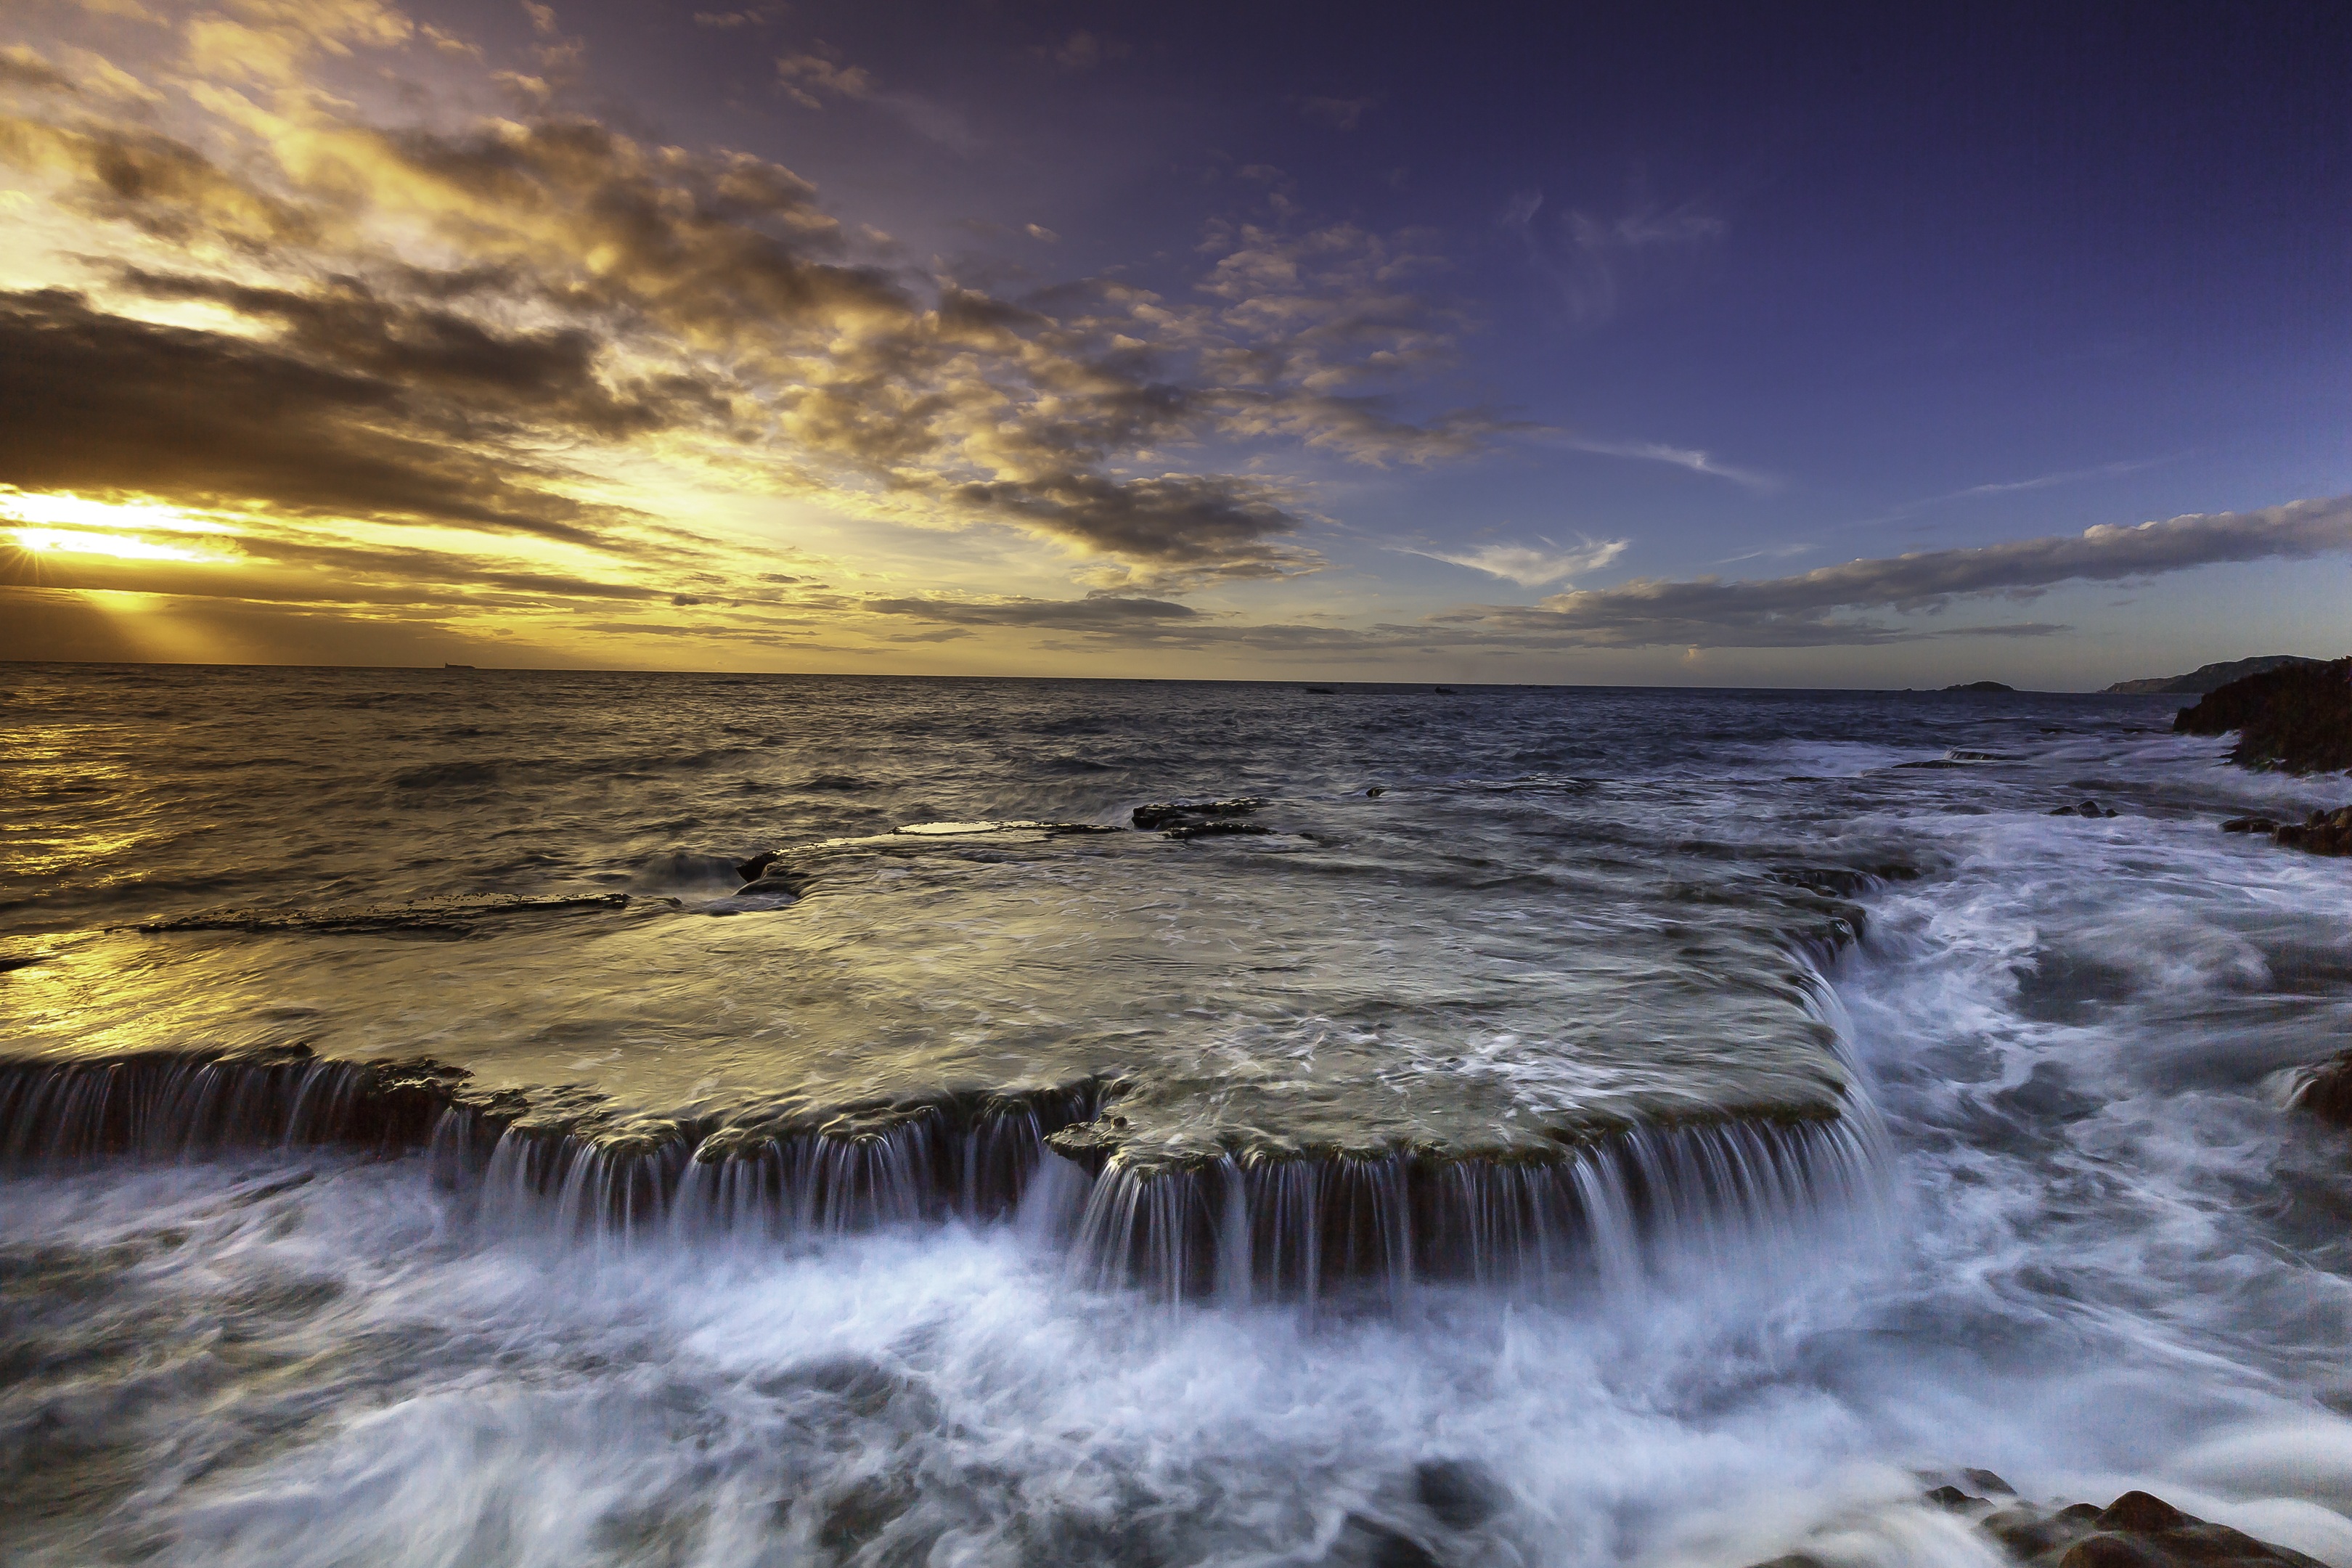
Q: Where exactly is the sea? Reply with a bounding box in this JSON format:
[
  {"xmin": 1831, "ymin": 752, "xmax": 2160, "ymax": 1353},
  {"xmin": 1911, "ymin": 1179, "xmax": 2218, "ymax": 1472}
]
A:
[{"xmin": 4, "ymin": 663, "xmax": 2351, "ymax": 1568}]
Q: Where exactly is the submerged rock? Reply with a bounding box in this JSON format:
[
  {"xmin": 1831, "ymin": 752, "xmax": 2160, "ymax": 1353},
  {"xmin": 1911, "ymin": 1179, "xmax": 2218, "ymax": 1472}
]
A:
[
  {"xmin": 2174, "ymin": 656, "xmax": 2352, "ymax": 775},
  {"xmin": 2049, "ymin": 799, "xmax": 2121, "ymax": 818},
  {"xmin": 731, "ymin": 820, "xmax": 1124, "ymax": 894},
  {"xmin": 131, "ymin": 892, "xmax": 633, "ymax": 937}
]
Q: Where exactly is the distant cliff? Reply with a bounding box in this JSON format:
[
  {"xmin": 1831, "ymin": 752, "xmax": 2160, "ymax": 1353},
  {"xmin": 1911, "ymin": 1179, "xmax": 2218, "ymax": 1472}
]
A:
[{"xmin": 2105, "ymin": 654, "xmax": 2321, "ymax": 695}]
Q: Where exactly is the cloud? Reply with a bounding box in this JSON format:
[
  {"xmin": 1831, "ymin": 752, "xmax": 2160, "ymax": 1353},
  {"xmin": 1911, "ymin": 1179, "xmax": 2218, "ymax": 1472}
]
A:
[
  {"xmin": 1436, "ymin": 495, "xmax": 2352, "ymax": 648},
  {"xmin": 695, "ymin": 7, "xmax": 785, "ymax": 29},
  {"xmin": 775, "ymin": 46, "xmax": 874, "ymax": 107},
  {"xmin": 1042, "ymin": 30, "xmax": 1127, "ymax": 70},
  {"xmin": 0, "ymin": 290, "xmax": 640, "ymax": 545},
  {"xmin": 0, "ymin": 45, "xmax": 76, "ymax": 93},
  {"xmin": 0, "ymin": 9, "xmax": 1495, "ymax": 608},
  {"xmin": 1299, "ymin": 95, "xmax": 1375, "ymax": 131},
  {"xmin": 0, "ymin": 115, "xmax": 315, "ymax": 245},
  {"xmin": 1503, "ymin": 189, "xmax": 1725, "ymax": 327},
  {"xmin": 1550, "ymin": 433, "xmax": 1778, "ymax": 489},
  {"xmin": 864, "ymin": 593, "xmax": 1200, "ymax": 630},
  {"xmin": 775, "ymin": 44, "xmax": 975, "ymax": 150},
  {"xmin": 1405, "ymin": 536, "xmax": 1628, "ymax": 587},
  {"xmin": 944, "ymin": 473, "xmax": 1320, "ymax": 589}
]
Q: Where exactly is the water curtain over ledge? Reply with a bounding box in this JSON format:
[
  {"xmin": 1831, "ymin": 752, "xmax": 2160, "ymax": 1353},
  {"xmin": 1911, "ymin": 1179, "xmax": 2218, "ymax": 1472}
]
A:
[{"xmin": 0, "ymin": 1041, "xmax": 1886, "ymax": 1306}]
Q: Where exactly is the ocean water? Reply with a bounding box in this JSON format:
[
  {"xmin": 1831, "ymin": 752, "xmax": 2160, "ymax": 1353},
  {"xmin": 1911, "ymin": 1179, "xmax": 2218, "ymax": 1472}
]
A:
[{"xmin": 4, "ymin": 666, "xmax": 2352, "ymax": 1566}]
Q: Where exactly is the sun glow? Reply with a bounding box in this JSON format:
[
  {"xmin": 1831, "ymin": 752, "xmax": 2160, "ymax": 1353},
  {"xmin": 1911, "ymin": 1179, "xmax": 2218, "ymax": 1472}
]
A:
[
  {"xmin": 9, "ymin": 528, "xmax": 226, "ymax": 563},
  {"xmin": 3, "ymin": 491, "xmax": 239, "ymax": 563}
]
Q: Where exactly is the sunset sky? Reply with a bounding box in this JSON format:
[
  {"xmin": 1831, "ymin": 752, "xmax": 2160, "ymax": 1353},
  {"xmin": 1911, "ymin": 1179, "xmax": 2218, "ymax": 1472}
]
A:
[{"xmin": 2, "ymin": 0, "xmax": 2345, "ymax": 685}]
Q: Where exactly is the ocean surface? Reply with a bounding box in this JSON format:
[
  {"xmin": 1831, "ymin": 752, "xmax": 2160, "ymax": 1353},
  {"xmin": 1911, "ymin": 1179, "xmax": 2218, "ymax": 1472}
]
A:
[{"xmin": 4, "ymin": 665, "xmax": 2352, "ymax": 1567}]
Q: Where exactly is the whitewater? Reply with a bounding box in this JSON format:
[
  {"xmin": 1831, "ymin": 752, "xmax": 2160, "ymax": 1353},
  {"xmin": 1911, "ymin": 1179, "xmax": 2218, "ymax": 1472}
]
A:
[{"xmin": 4, "ymin": 666, "xmax": 2351, "ymax": 1567}]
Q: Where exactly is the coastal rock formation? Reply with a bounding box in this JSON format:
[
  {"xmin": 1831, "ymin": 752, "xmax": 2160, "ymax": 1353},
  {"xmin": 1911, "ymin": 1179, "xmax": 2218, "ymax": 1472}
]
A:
[
  {"xmin": 2221, "ymin": 807, "xmax": 2352, "ymax": 857},
  {"xmin": 1975, "ymin": 1489, "xmax": 2323, "ymax": 1567},
  {"xmin": 1945, "ymin": 680, "xmax": 2016, "ymax": 693},
  {"xmin": 1750, "ymin": 1485, "xmax": 2325, "ymax": 1568},
  {"xmin": 2174, "ymin": 657, "xmax": 2352, "ymax": 774},
  {"xmin": 2106, "ymin": 654, "xmax": 2322, "ymax": 695},
  {"xmin": 2051, "ymin": 799, "xmax": 2120, "ymax": 818}
]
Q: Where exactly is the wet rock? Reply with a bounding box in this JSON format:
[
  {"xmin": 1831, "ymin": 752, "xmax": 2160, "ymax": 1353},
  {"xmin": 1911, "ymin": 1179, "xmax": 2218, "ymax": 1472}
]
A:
[
  {"xmin": 734, "ymin": 867, "xmax": 810, "ymax": 898},
  {"xmin": 815, "ymin": 1473, "xmax": 917, "ymax": 1558},
  {"xmin": 1413, "ymin": 1458, "xmax": 1503, "ymax": 1530},
  {"xmin": 2289, "ymin": 1050, "xmax": 2352, "ymax": 1126},
  {"xmin": 130, "ymin": 892, "xmax": 632, "ymax": 937},
  {"xmin": 1326, "ymin": 1514, "xmax": 1438, "ymax": 1568},
  {"xmin": 1925, "ymin": 1485, "xmax": 1986, "ymax": 1509},
  {"xmin": 1977, "ymin": 1490, "xmax": 2324, "ymax": 1567},
  {"xmin": 2174, "ymin": 656, "xmax": 2352, "ymax": 775},
  {"xmin": 1164, "ymin": 820, "xmax": 1275, "ymax": 842},
  {"xmin": 1132, "ymin": 798, "xmax": 1266, "ymax": 830},
  {"xmin": 2049, "ymin": 799, "xmax": 2120, "ymax": 818},
  {"xmin": 2274, "ymin": 806, "xmax": 2352, "ymax": 856},
  {"xmin": 735, "ymin": 849, "xmax": 780, "ymax": 883},
  {"xmin": 1964, "ymin": 1469, "xmax": 2017, "ymax": 1496},
  {"xmin": 1365, "ymin": 785, "xmax": 1387, "ymax": 797},
  {"xmin": 2220, "ymin": 817, "xmax": 2279, "ymax": 834}
]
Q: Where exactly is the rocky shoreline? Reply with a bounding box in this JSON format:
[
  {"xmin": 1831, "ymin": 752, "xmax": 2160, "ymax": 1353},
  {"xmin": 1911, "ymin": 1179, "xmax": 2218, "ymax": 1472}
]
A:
[
  {"xmin": 1752, "ymin": 1478, "xmax": 2327, "ymax": 1567},
  {"xmin": 2176, "ymin": 656, "xmax": 2352, "ymax": 775}
]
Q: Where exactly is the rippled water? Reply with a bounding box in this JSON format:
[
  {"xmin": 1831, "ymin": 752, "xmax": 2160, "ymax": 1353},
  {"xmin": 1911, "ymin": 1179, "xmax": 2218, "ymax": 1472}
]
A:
[{"xmin": 4, "ymin": 666, "xmax": 2351, "ymax": 1565}]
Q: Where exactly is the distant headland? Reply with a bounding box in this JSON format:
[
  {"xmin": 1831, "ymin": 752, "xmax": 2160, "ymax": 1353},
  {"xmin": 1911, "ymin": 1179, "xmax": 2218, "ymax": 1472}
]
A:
[{"xmin": 2104, "ymin": 655, "xmax": 2322, "ymax": 695}]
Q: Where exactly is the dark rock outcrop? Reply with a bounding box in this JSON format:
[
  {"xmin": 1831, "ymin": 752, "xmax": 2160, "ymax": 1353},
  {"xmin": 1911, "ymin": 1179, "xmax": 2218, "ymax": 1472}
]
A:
[
  {"xmin": 2277, "ymin": 806, "xmax": 2352, "ymax": 855},
  {"xmin": 2050, "ymin": 799, "xmax": 2120, "ymax": 818},
  {"xmin": 1132, "ymin": 798, "xmax": 1267, "ymax": 835},
  {"xmin": 2107, "ymin": 655, "xmax": 2323, "ymax": 696},
  {"xmin": 2221, "ymin": 806, "xmax": 2352, "ymax": 857},
  {"xmin": 2174, "ymin": 657, "xmax": 2352, "ymax": 775},
  {"xmin": 2289, "ymin": 1050, "xmax": 2352, "ymax": 1126},
  {"xmin": 1747, "ymin": 1486, "xmax": 2324, "ymax": 1568},
  {"xmin": 1164, "ymin": 820, "xmax": 1273, "ymax": 841},
  {"xmin": 1945, "ymin": 680, "xmax": 2016, "ymax": 693},
  {"xmin": 1979, "ymin": 1489, "xmax": 2325, "ymax": 1567}
]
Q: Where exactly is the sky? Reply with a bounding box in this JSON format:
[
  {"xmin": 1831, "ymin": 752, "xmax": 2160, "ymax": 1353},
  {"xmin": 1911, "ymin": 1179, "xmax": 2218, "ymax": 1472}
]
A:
[{"xmin": 1, "ymin": 0, "xmax": 2345, "ymax": 686}]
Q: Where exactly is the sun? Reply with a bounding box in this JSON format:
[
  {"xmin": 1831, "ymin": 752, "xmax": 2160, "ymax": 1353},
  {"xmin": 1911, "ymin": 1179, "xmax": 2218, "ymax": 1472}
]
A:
[{"xmin": 2, "ymin": 491, "xmax": 237, "ymax": 563}]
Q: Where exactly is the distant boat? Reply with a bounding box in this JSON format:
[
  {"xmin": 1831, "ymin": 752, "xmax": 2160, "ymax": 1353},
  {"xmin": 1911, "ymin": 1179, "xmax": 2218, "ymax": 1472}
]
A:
[
  {"xmin": 444, "ymin": 663, "xmax": 475, "ymax": 670},
  {"xmin": 1433, "ymin": 686, "xmax": 1457, "ymax": 694},
  {"xmin": 1304, "ymin": 685, "xmax": 1335, "ymax": 694}
]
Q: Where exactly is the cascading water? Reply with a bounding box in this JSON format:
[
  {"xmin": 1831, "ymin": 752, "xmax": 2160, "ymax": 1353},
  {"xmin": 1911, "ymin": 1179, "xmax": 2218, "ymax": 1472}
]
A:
[{"xmin": 7, "ymin": 668, "xmax": 2352, "ymax": 1567}]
